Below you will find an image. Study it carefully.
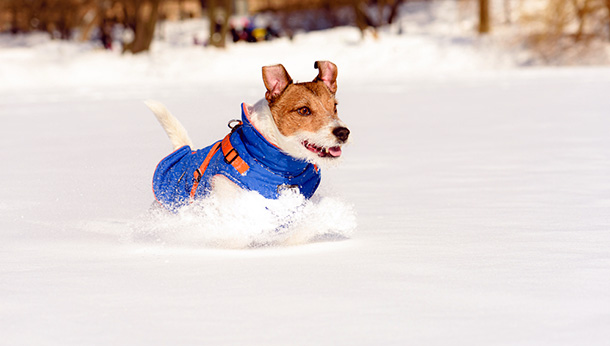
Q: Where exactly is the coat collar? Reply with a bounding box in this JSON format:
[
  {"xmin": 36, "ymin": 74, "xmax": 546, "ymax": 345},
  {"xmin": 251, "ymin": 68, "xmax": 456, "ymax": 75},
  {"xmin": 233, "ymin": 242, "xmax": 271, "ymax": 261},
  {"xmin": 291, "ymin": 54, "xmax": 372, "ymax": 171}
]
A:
[{"xmin": 235, "ymin": 103, "xmax": 313, "ymax": 176}]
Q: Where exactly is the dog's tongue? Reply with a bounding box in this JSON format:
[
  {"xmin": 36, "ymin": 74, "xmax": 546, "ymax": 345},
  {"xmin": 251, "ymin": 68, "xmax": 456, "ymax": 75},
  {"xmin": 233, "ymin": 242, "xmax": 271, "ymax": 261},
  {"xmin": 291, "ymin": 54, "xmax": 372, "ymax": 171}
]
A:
[{"xmin": 328, "ymin": 146, "xmax": 342, "ymax": 157}]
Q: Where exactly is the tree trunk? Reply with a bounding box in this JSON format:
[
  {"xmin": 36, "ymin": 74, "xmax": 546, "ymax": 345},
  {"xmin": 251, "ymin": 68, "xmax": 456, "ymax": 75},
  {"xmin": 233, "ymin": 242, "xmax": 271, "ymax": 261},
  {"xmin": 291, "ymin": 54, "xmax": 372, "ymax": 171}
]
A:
[
  {"xmin": 377, "ymin": 0, "xmax": 385, "ymax": 27},
  {"xmin": 207, "ymin": 0, "xmax": 232, "ymax": 48},
  {"xmin": 503, "ymin": 0, "xmax": 511, "ymax": 24},
  {"xmin": 572, "ymin": 0, "xmax": 590, "ymax": 41},
  {"xmin": 124, "ymin": 0, "xmax": 161, "ymax": 54},
  {"xmin": 351, "ymin": 0, "xmax": 376, "ymax": 38},
  {"xmin": 80, "ymin": 5, "xmax": 102, "ymax": 42},
  {"xmin": 479, "ymin": 0, "xmax": 490, "ymax": 34},
  {"xmin": 387, "ymin": 0, "xmax": 404, "ymax": 25},
  {"xmin": 606, "ymin": 0, "xmax": 610, "ymax": 41},
  {"xmin": 10, "ymin": 0, "xmax": 19, "ymax": 33}
]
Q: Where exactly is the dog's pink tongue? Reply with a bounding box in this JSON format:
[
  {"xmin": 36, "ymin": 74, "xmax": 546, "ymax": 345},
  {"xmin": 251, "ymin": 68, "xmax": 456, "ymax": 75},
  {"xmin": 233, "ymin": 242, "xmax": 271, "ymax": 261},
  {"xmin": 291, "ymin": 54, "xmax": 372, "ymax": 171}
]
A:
[{"xmin": 328, "ymin": 146, "xmax": 342, "ymax": 157}]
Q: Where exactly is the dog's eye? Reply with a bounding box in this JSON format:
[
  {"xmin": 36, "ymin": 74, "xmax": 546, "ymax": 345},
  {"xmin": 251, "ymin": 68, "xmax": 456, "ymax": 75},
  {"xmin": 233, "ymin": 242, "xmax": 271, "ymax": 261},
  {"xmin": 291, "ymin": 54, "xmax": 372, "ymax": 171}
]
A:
[{"xmin": 297, "ymin": 107, "xmax": 311, "ymax": 116}]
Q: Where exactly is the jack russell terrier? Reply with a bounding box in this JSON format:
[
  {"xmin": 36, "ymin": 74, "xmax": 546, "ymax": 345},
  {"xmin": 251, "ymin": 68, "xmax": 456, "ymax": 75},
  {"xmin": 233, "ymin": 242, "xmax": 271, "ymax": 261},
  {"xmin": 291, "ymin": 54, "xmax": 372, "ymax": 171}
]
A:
[{"xmin": 146, "ymin": 61, "xmax": 350, "ymax": 211}]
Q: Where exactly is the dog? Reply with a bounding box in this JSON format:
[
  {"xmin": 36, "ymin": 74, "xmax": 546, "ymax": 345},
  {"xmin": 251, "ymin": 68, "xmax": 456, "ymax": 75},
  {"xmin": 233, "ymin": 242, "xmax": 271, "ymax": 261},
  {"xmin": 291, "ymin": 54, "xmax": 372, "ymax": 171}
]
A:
[{"xmin": 146, "ymin": 61, "xmax": 350, "ymax": 211}]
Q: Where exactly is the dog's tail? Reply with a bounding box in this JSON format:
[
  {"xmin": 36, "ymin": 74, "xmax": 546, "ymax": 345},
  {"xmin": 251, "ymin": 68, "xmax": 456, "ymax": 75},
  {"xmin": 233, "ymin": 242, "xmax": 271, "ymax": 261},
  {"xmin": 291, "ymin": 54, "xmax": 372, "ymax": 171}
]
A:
[{"xmin": 145, "ymin": 100, "xmax": 194, "ymax": 150}]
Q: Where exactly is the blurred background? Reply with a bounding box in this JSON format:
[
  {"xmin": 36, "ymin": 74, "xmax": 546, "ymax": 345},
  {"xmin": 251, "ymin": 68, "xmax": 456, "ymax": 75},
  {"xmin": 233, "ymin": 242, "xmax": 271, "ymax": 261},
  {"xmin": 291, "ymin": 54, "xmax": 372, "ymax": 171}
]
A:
[{"xmin": 2, "ymin": 0, "xmax": 610, "ymax": 68}]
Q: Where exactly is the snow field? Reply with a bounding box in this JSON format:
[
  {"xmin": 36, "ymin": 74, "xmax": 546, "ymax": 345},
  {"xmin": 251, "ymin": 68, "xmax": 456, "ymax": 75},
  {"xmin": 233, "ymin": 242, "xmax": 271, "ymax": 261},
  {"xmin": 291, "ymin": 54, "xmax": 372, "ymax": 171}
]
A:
[{"xmin": 1, "ymin": 2, "xmax": 610, "ymax": 344}]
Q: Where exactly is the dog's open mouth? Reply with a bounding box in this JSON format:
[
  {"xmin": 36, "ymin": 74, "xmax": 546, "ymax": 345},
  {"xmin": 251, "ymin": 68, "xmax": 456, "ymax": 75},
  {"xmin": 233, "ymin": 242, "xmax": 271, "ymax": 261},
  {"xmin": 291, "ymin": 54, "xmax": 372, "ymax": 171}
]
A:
[{"xmin": 303, "ymin": 141, "xmax": 342, "ymax": 158}]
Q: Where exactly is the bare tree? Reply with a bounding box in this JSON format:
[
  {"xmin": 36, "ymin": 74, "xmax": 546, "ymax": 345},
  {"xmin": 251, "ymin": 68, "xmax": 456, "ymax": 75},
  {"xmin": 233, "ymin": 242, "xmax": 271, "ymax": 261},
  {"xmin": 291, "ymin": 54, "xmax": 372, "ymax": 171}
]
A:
[
  {"xmin": 503, "ymin": 0, "xmax": 511, "ymax": 23},
  {"xmin": 206, "ymin": 0, "xmax": 232, "ymax": 48},
  {"xmin": 376, "ymin": 0, "xmax": 404, "ymax": 26},
  {"xmin": 122, "ymin": 0, "xmax": 161, "ymax": 53},
  {"xmin": 606, "ymin": 0, "xmax": 610, "ymax": 40},
  {"xmin": 351, "ymin": 0, "xmax": 376, "ymax": 38},
  {"xmin": 479, "ymin": 0, "xmax": 490, "ymax": 33},
  {"xmin": 572, "ymin": 0, "xmax": 589, "ymax": 40}
]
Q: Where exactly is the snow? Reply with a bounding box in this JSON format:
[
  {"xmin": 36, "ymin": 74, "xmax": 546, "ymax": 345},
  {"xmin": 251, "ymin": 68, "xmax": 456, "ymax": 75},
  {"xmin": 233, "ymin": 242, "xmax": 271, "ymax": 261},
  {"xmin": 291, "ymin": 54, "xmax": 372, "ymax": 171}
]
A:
[
  {"xmin": 132, "ymin": 191, "xmax": 356, "ymax": 248},
  {"xmin": 2, "ymin": 2, "xmax": 610, "ymax": 345}
]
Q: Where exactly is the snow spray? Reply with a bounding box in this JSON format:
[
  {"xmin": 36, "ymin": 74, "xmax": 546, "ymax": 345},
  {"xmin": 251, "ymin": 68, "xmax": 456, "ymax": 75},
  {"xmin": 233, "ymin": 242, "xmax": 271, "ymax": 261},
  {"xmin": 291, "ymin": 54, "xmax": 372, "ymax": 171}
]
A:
[{"xmin": 129, "ymin": 190, "xmax": 356, "ymax": 249}]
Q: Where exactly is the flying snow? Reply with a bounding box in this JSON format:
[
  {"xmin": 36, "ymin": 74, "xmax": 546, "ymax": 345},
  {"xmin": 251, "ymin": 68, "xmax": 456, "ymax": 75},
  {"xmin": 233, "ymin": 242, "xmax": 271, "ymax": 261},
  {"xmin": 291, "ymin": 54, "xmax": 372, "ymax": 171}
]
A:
[{"xmin": 129, "ymin": 189, "xmax": 357, "ymax": 248}]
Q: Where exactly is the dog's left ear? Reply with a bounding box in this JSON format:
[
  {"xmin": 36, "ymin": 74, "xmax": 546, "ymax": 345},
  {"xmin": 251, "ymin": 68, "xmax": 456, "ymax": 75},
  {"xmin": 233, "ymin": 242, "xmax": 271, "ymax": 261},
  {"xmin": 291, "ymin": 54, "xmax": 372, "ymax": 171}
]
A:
[{"xmin": 314, "ymin": 61, "xmax": 338, "ymax": 94}]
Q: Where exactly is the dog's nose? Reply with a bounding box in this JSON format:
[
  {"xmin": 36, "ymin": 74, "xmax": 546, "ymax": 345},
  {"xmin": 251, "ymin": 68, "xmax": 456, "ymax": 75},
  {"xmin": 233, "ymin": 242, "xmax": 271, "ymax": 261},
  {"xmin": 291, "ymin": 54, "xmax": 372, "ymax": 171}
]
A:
[{"xmin": 332, "ymin": 127, "xmax": 350, "ymax": 142}]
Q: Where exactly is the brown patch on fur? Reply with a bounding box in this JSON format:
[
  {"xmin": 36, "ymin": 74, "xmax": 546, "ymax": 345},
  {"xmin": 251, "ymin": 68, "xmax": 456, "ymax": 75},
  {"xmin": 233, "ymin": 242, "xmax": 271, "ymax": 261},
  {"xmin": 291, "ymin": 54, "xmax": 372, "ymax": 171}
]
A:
[{"xmin": 269, "ymin": 81, "xmax": 339, "ymax": 136}]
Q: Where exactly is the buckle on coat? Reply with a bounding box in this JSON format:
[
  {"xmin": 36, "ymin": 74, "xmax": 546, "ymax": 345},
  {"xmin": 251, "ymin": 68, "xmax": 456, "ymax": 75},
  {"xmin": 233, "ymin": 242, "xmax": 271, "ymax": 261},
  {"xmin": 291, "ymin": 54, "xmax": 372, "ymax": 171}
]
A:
[
  {"xmin": 223, "ymin": 148, "xmax": 238, "ymax": 164},
  {"xmin": 227, "ymin": 119, "xmax": 242, "ymax": 133}
]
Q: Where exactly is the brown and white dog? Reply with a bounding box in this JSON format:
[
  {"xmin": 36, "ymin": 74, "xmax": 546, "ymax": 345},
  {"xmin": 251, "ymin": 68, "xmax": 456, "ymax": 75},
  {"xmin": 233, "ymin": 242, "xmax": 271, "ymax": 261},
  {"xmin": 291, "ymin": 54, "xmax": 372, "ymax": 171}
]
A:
[
  {"xmin": 147, "ymin": 61, "xmax": 349, "ymax": 203},
  {"xmin": 257, "ymin": 61, "xmax": 350, "ymax": 163}
]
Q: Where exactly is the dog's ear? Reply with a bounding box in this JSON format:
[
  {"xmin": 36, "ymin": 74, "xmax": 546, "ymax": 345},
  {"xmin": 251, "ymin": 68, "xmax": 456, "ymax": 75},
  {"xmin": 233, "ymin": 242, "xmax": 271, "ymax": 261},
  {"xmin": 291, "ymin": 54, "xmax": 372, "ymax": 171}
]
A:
[
  {"xmin": 262, "ymin": 64, "xmax": 293, "ymax": 103},
  {"xmin": 313, "ymin": 61, "xmax": 338, "ymax": 94}
]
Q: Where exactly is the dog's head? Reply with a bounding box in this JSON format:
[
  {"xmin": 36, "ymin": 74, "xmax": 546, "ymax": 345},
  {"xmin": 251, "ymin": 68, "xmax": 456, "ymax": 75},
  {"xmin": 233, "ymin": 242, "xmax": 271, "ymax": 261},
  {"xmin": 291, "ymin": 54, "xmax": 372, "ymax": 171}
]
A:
[{"xmin": 261, "ymin": 61, "xmax": 350, "ymax": 166}]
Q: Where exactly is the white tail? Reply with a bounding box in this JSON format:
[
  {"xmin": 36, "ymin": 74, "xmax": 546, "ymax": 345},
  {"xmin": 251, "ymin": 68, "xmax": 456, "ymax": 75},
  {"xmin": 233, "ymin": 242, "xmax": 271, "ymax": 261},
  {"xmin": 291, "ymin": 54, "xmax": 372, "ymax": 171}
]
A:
[{"xmin": 145, "ymin": 100, "xmax": 194, "ymax": 150}]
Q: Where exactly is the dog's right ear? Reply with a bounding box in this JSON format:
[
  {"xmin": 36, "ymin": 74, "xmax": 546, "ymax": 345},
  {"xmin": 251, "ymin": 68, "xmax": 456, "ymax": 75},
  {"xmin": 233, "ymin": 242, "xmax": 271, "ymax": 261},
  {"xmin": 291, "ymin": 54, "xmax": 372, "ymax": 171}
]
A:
[{"xmin": 262, "ymin": 64, "xmax": 293, "ymax": 103}]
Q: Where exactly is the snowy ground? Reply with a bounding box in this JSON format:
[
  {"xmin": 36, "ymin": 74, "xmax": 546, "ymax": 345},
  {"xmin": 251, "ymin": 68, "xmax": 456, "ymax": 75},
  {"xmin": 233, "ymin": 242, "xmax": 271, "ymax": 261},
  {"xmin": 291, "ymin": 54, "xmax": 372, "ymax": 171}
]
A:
[{"xmin": 2, "ymin": 3, "xmax": 610, "ymax": 345}]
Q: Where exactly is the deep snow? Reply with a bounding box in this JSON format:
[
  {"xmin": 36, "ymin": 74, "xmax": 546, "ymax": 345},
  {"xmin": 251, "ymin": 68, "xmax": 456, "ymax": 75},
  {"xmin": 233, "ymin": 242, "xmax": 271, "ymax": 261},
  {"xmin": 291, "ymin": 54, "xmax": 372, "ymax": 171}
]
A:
[{"xmin": 2, "ymin": 2, "xmax": 610, "ymax": 345}]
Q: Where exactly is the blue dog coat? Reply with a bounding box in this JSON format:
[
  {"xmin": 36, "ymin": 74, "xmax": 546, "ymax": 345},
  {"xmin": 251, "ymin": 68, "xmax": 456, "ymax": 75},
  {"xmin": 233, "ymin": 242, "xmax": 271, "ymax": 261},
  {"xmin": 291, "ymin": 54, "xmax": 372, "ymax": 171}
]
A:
[{"xmin": 153, "ymin": 103, "xmax": 321, "ymax": 211}]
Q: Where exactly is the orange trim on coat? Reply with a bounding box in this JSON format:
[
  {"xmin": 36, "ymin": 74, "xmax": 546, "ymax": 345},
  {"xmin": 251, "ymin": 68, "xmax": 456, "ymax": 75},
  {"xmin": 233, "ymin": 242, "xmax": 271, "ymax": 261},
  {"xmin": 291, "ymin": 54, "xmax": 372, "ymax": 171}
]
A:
[
  {"xmin": 189, "ymin": 141, "xmax": 221, "ymax": 201},
  {"xmin": 221, "ymin": 133, "xmax": 250, "ymax": 175}
]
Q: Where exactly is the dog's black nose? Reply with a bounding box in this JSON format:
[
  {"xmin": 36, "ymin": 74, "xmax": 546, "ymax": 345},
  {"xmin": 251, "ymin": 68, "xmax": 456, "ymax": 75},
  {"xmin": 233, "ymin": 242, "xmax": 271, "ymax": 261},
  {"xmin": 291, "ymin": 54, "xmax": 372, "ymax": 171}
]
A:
[{"xmin": 333, "ymin": 127, "xmax": 350, "ymax": 142}]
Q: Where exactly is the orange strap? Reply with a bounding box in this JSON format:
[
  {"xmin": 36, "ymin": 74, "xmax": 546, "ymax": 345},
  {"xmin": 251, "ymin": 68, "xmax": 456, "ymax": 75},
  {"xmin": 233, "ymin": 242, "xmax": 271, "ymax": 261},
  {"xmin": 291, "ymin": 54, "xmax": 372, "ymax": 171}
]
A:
[
  {"xmin": 189, "ymin": 141, "xmax": 221, "ymax": 201},
  {"xmin": 188, "ymin": 133, "xmax": 250, "ymax": 201},
  {"xmin": 221, "ymin": 133, "xmax": 250, "ymax": 175}
]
